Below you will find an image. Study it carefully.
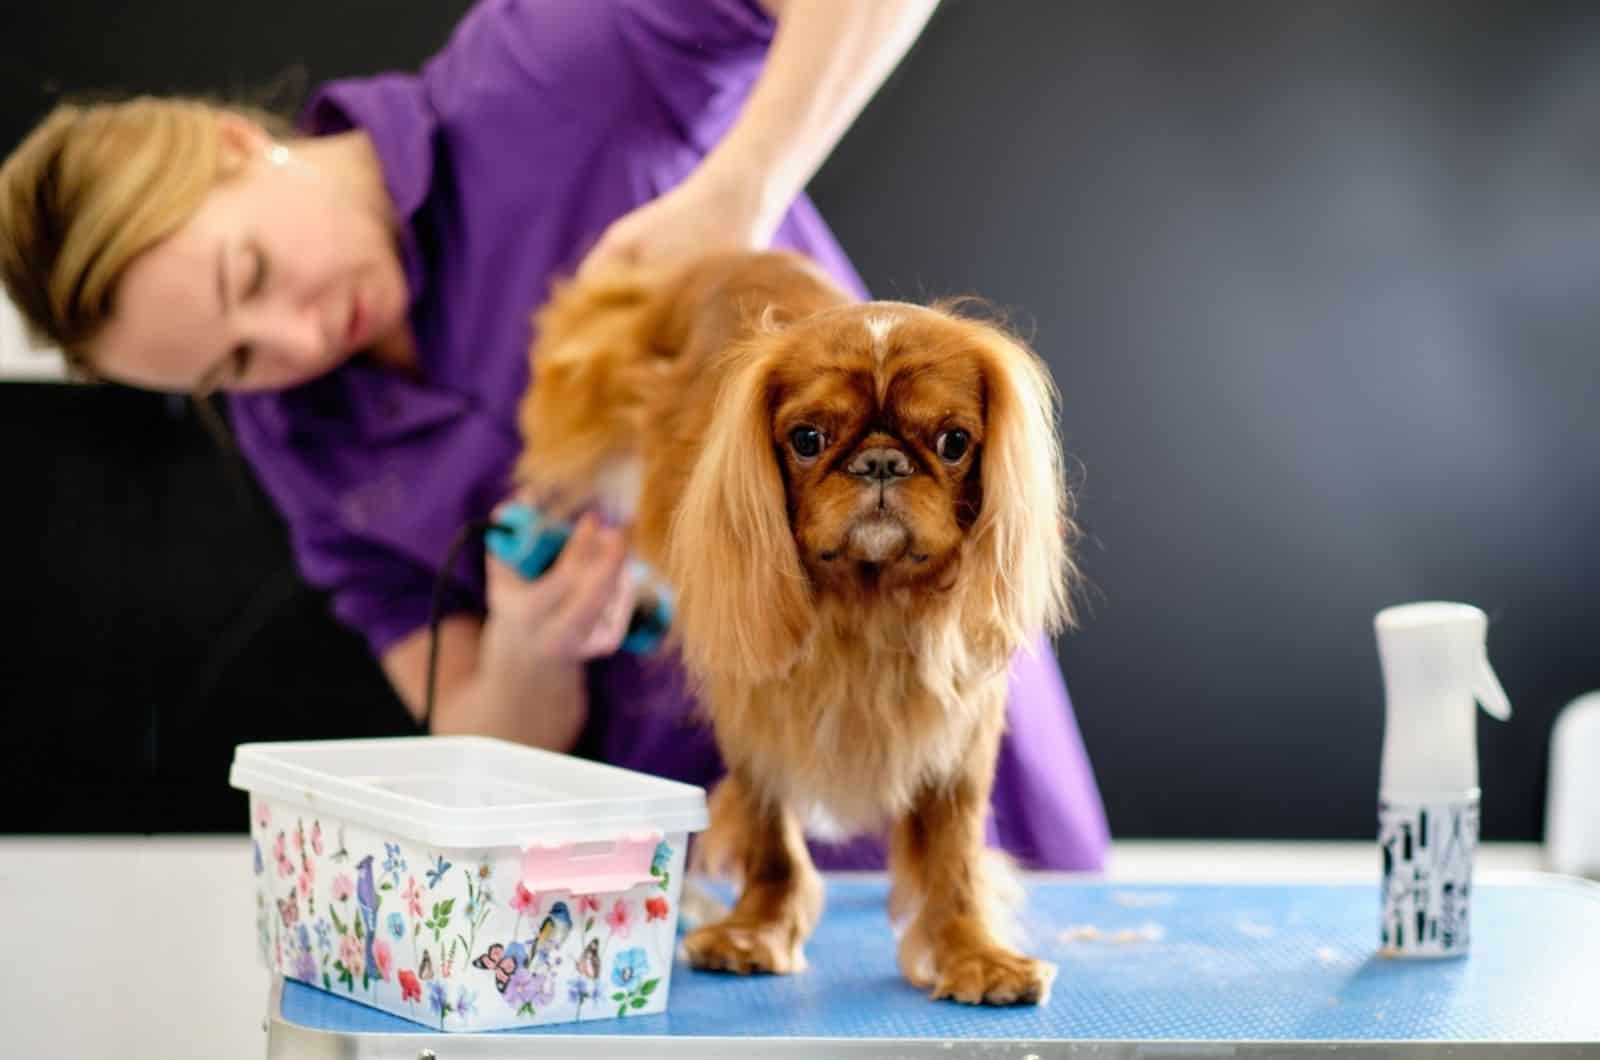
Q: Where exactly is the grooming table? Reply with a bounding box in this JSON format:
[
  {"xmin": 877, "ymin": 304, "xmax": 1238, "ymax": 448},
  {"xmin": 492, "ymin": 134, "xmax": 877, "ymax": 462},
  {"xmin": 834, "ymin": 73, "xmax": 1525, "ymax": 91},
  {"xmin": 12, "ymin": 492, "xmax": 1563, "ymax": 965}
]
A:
[{"xmin": 266, "ymin": 876, "xmax": 1600, "ymax": 1057}]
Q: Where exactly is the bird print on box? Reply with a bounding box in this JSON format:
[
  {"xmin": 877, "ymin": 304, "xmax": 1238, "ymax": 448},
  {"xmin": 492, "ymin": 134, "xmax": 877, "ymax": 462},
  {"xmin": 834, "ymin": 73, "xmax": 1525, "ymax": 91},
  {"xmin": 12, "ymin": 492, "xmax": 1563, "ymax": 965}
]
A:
[{"xmin": 1379, "ymin": 797, "xmax": 1478, "ymax": 956}]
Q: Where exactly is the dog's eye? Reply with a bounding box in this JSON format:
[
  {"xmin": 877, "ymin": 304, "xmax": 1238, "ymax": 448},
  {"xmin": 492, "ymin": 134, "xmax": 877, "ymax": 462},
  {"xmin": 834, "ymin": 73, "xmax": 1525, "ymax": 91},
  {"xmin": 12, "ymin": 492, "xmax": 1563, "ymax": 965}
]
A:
[
  {"xmin": 936, "ymin": 429, "xmax": 970, "ymax": 463},
  {"xmin": 789, "ymin": 425, "xmax": 826, "ymax": 460}
]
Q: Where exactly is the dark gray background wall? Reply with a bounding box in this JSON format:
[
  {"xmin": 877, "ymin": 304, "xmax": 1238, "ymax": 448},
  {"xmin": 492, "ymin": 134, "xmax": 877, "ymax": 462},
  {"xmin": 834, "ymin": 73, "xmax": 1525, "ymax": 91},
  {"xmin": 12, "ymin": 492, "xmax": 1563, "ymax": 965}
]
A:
[{"xmin": 2, "ymin": 1, "xmax": 1595, "ymax": 839}]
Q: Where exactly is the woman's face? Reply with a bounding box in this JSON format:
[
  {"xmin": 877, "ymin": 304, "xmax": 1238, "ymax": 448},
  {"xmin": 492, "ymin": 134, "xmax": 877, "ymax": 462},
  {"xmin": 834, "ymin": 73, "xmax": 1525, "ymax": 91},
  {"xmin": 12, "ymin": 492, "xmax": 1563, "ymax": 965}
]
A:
[{"xmin": 95, "ymin": 115, "xmax": 409, "ymax": 394}]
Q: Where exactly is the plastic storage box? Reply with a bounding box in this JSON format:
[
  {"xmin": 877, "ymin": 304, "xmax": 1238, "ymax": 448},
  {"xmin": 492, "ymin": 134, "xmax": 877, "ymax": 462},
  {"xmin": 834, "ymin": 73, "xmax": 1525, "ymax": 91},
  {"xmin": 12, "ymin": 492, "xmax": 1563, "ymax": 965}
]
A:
[{"xmin": 229, "ymin": 736, "xmax": 708, "ymax": 1032}]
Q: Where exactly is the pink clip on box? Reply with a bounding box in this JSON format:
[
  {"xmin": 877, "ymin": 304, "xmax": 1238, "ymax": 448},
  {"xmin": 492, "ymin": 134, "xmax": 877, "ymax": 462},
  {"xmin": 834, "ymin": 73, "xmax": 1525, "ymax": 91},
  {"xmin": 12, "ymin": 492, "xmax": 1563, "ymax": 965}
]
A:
[{"xmin": 229, "ymin": 735, "xmax": 708, "ymax": 1032}]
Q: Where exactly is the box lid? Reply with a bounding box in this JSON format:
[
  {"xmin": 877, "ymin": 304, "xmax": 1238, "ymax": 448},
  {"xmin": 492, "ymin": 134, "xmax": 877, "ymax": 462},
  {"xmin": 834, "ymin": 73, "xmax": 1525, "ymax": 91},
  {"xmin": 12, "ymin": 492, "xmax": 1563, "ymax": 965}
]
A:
[{"xmin": 228, "ymin": 735, "xmax": 708, "ymax": 849}]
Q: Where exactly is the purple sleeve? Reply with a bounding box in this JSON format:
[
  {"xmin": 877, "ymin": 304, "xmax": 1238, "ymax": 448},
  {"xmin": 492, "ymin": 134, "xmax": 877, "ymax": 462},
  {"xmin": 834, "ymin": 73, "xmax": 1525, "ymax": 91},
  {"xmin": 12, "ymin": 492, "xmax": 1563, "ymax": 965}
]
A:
[
  {"xmin": 227, "ymin": 397, "xmax": 484, "ymax": 658},
  {"xmin": 304, "ymin": 523, "xmax": 481, "ymax": 658},
  {"xmin": 610, "ymin": 0, "xmax": 778, "ymax": 147},
  {"xmin": 622, "ymin": 0, "xmax": 776, "ymax": 44},
  {"xmin": 427, "ymin": 0, "xmax": 772, "ymax": 138}
]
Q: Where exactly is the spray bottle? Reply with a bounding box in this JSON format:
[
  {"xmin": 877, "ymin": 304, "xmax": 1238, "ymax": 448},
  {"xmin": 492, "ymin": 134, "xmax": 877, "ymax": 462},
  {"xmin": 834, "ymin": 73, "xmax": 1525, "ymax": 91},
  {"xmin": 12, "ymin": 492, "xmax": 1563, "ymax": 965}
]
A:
[{"xmin": 1374, "ymin": 601, "xmax": 1510, "ymax": 958}]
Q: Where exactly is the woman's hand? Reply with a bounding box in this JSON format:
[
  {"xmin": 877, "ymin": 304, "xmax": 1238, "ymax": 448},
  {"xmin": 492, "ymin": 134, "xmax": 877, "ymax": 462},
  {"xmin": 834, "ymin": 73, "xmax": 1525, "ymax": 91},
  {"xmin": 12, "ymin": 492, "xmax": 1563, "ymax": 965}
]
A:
[
  {"xmin": 380, "ymin": 512, "xmax": 632, "ymax": 748},
  {"xmin": 576, "ymin": 162, "xmax": 776, "ymax": 278},
  {"xmin": 578, "ymin": 0, "xmax": 937, "ymax": 280},
  {"xmin": 479, "ymin": 512, "xmax": 637, "ymax": 677}
]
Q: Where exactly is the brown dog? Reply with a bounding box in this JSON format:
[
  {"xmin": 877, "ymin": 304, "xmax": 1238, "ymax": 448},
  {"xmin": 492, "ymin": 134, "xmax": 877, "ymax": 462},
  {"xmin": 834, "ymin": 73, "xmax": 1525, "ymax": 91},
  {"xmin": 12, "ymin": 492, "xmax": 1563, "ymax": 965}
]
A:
[{"xmin": 515, "ymin": 251, "xmax": 1076, "ymax": 1005}]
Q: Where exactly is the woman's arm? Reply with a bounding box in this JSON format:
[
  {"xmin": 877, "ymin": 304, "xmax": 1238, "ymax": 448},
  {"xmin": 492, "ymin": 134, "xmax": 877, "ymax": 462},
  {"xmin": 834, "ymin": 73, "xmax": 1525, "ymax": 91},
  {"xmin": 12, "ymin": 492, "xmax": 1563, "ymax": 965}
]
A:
[
  {"xmin": 381, "ymin": 617, "xmax": 591, "ymax": 750},
  {"xmin": 379, "ymin": 514, "xmax": 635, "ymax": 750},
  {"xmin": 720, "ymin": 0, "xmax": 941, "ymax": 237},
  {"xmin": 579, "ymin": 0, "xmax": 939, "ymax": 274}
]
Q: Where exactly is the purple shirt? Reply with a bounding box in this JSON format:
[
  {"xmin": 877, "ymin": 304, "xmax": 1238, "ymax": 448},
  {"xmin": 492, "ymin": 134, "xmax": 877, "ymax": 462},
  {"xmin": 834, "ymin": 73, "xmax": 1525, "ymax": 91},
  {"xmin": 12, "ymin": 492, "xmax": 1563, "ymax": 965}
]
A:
[{"xmin": 229, "ymin": 0, "xmax": 1109, "ymax": 870}]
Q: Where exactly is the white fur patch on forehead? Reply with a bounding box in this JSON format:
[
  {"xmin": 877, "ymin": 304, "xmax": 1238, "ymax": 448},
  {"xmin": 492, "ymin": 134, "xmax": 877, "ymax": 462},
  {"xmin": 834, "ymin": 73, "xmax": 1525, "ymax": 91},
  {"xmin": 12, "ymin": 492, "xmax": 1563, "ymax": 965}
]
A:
[
  {"xmin": 864, "ymin": 313, "xmax": 898, "ymax": 360},
  {"xmin": 863, "ymin": 312, "xmax": 900, "ymax": 404}
]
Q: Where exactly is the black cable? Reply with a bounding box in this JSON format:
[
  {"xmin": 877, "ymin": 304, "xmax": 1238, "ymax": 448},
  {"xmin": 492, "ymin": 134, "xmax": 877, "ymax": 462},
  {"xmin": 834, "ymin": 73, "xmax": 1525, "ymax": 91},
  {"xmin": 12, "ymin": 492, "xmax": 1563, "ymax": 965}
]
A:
[{"xmin": 423, "ymin": 518, "xmax": 510, "ymax": 732}]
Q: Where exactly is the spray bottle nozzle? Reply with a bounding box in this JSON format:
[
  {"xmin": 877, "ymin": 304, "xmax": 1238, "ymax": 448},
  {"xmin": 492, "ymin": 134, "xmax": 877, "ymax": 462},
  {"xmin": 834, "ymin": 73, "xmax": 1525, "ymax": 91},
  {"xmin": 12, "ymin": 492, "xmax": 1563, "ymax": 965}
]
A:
[{"xmin": 1375, "ymin": 601, "xmax": 1511, "ymax": 797}]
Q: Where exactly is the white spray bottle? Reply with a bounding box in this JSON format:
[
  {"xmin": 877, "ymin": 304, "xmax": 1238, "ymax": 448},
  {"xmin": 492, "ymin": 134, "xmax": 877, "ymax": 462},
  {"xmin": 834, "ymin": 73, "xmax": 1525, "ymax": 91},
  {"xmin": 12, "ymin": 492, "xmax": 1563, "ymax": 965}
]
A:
[{"xmin": 1374, "ymin": 601, "xmax": 1511, "ymax": 958}]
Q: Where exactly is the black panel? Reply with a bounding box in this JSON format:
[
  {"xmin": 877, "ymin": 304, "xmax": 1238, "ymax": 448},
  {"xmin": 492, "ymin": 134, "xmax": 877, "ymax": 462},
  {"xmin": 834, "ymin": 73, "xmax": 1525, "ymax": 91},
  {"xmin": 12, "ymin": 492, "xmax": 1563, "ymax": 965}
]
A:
[{"xmin": 4, "ymin": 0, "xmax": 1596, "ymax": 838}]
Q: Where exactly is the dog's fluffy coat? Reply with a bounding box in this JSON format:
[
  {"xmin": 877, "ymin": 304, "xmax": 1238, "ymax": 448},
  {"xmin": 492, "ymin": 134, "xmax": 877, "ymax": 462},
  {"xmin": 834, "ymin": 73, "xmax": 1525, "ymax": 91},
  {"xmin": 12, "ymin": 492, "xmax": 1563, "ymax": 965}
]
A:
[{"xmin": 515, "ymin": 251, "xmax": 1076, "ymax": 1005}]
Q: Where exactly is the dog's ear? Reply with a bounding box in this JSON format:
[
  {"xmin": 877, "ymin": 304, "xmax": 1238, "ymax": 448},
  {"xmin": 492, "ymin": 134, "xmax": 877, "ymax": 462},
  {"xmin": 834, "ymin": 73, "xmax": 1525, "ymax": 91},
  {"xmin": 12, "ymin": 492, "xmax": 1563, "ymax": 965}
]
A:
[
  {"xmin": 962, "ymin": 321, "xmax": 1078, "ymax": 652},
  {"xmin": 668, "ymin": 346, "xmax": 814, "ymax": 689}
]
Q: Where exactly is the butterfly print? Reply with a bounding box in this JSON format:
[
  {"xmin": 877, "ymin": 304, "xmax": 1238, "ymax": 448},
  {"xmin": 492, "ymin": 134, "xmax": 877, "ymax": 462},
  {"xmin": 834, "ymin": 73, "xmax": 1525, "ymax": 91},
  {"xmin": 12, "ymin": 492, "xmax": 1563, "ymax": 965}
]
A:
[
  {"xmin": 472, "ymin": 943, "xmax": 518, "ymax": 993},
  {"xmin": 576, "ymin": 938, "xmax": 601, "ymax": 980}
]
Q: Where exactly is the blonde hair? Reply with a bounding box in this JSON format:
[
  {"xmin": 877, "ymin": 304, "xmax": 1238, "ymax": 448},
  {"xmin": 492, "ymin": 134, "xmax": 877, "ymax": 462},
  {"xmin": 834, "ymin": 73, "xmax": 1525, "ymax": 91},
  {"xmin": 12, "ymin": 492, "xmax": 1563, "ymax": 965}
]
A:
[{"xmin": 0, "ymin": 97, "xmax": 284, "ymax": 376}]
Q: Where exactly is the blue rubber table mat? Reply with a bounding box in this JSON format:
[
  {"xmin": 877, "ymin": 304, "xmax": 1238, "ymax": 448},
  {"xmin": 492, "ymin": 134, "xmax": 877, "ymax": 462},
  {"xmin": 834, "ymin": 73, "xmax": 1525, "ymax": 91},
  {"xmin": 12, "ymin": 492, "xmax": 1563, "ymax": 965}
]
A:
[{"xmin": 277, "ymin": 878, "xmax": 1600, "ymax": 1043}]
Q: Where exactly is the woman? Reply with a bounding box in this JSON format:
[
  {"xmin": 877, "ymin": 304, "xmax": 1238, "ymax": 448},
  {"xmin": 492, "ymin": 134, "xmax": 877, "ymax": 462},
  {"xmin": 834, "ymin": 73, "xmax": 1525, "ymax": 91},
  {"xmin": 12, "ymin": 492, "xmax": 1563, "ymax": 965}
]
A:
[{"xmin": 0, "ymin": 0, "xmax": 1108, "ymax": 869}]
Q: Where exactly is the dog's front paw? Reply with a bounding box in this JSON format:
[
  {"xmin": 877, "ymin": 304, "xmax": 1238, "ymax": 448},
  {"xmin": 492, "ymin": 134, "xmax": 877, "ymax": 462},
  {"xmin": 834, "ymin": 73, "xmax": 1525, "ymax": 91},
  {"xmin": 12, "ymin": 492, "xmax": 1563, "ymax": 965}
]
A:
[
  {"xmin": 929, "ymin": 946, "xmax": 1055, "ymax": 1006},
  {"xmin": 684, "ymin": 919, "xmax": 808, "ymax": 975}
]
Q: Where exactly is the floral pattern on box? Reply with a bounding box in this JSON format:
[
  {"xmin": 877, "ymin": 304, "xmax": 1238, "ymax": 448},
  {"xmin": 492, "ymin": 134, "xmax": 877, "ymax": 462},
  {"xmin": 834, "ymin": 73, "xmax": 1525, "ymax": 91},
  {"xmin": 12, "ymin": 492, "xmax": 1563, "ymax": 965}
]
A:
[{"xmin": 249, "ymin": 796, "xmax": 687, "ymax": 1031}]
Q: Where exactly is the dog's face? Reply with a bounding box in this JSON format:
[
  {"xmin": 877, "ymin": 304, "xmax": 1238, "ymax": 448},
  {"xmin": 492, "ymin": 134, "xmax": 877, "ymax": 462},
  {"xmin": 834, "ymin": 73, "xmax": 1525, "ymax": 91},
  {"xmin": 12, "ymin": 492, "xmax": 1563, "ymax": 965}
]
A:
[
  {"xmin": 766, "ymin": 306, "xmax": 988, "ymax": 596},
  {"xmin": 669, "ymin": 298, "xmax": 1074, "ymax": 684}
]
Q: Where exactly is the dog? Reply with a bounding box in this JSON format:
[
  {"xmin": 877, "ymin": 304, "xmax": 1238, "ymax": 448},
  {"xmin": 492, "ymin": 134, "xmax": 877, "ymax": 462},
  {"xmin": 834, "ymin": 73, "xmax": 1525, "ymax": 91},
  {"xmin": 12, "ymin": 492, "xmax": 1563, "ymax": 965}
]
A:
[{"xmin": 514, "ymin": 250, "xmax": 1076, "ymax": 1005}]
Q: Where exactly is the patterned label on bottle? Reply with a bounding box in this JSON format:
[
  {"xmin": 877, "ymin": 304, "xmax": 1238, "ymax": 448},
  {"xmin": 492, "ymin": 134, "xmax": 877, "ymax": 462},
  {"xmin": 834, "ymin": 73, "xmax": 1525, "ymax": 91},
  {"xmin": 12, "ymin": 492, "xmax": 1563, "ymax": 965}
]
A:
[{"xmin": 1378, "ymin": 794, "xmax": 1478, "ymax": 957}]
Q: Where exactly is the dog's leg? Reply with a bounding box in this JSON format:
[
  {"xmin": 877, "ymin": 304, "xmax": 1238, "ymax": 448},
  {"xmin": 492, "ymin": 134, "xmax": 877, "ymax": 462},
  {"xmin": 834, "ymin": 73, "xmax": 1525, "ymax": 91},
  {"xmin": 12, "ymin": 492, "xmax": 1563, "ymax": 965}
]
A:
[
  {"xmin": 682, "ymin": 771, "xmax": 823, "ymax": 975},
  {"xmin": 889, "ymin": 717, "xmax": 1056, "ymax": 1006}
]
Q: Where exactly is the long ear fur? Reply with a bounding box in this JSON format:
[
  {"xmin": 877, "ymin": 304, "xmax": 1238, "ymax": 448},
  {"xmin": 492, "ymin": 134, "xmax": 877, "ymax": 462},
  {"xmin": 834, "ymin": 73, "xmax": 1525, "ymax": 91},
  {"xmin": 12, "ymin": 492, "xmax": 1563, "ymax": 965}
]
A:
[
  {"xmin": 667, "ymin": 346, "xmax": 814, "ymax": 691},
  {"xmin": 963, "ymin": 322, "xmax": 1078, "ymax": 656}
]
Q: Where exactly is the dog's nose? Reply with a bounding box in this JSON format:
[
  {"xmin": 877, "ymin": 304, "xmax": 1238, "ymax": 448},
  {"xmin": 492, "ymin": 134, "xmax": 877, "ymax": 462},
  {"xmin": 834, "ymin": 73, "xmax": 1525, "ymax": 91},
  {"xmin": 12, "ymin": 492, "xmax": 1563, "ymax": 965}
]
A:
[{"xmin": 848, "ymin": 447, "xmax": 913, "ymax": 482}]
